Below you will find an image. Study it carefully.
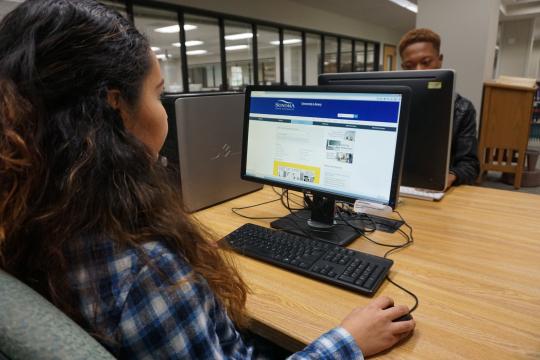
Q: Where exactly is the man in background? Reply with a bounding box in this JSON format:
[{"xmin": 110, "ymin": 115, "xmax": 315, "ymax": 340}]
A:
[{"xmin": 399, "ymin": 28, "xmax": 480, "ymax": 188}]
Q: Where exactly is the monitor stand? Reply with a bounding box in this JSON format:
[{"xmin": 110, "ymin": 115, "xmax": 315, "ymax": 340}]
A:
[{"xmin": 270, "ymin": 195, "xmax": 404, "ymax": 246}]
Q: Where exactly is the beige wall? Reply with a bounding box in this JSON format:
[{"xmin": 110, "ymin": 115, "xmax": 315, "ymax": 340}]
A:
[
  {"xmin": 498, "ymin": 19, "xmax": 535, "ymax": 78},
  {"xmin": 527, "ymin": 39, "xmax": 540, "ymax": 79},
  {"xmin": 417, "ymin": 0, "xmax": 500, "ymax": 116}
]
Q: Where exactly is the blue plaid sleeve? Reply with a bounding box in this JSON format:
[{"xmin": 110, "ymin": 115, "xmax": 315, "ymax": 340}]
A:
[
  {"xmin": 86, "ymin": 241, "xmax": 362, "ymax": 359},
  {"xmin": 289, "ymin": 327, "xmax": 363, "ymax": 360},
  {"xmin": 115, "ymin": 243, "xmax": 253, "ymax": 359}
]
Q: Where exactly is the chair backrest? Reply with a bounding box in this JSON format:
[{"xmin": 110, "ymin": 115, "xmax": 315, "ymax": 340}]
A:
[
  {"xmin": 0, "ymin": 269, "xmax": 115, "ymax": 360},
  {"xmin": 478, "ymin": 80, "xmax": 536, "ymax": 188}
]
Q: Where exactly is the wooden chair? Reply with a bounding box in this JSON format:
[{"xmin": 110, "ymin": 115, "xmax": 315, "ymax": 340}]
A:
[{"xmin": 477, "ymin": 79, "xmax": 536, "ymax": 189}]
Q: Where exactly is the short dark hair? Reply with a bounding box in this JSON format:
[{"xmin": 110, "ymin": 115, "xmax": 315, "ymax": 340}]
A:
[{"xmin": 399, "ymin": 28, "xmax": 441, "ymax": 56}]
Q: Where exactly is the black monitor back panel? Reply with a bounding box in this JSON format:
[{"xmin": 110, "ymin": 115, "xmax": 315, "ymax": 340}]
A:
[{"xmin": 319, "ymin": 70, "xmax": 455, "ymax": 191}]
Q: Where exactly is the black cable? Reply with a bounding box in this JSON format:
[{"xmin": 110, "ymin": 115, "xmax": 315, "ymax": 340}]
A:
[
  {"xmin": 335, "ymin": 202, "xmax": 376, "ymax": 233},
  {"xmin": 362, "ymin": 231, "xmax": 409, "ymax": 249},
  {"xmin": 269, "ymin": 188, "xmax": 318, "ymax": 239},
  {"xmin": 334, "ymin": 206, "xmax": 371, "ymax": 237},
  {"xmin": 359, "ymin": 212, "xmax": 380, "ymax": 232},
  {"xmin": 283, "ymin": 195, "xmax": 368, "ymax": 238},
  {"xmin": 278, "ymin": 190, "xmax": 351, "ymax": 242},
  {"xmin": 337, "ymin": 204, "xmax": 418, "ymax": 313},
  {"xmin": 272, "ymin": 187, "xmax": 305, "ymax": 212},
  {"xmin": 381, "ymin": 209, "xmax": 417, "ymax": 313},
  {"xmin": 231, "ymin": 197, "xmax": 283, "ymax": 220},
  {"xmin": 288, "ymin": 190, "xmax": 305, "ymax": 200},
  {"xmin": 232, "ymin": 187, "xmax": 419, "ymax": 313},
  {"xmin": 288, "ymin": 194, "xmax": 306, "ymax": 209},
  {"xmin": 231, "ymin": 191, "xmax": 316, "ymax": 240},
  {"xmin": 336, "ymin": 203, "xmax": 418, "ymax": 313},
  {"xmin": 283, "ymin": 188, "xmax": 306, "ymax": 209},
  {"xmin": 233, "ymin": 186, "xmax": 320, "ymax": 240},
  {"xmin": 283, "ymin": 189, "xmax": 305, "ymax": 211},
  {"xmin": 395, "ymin": 209, "xmax": 414, "ymax": 239},
  {"xmin": 386, "ymin": 275, "xmax": 419, "ymax": 313}
]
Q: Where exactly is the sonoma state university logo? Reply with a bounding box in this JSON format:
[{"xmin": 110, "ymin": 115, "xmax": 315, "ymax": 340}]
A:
[{"xmin": 274, "ymin": 99, "xmax": 295, "ymax": 110}]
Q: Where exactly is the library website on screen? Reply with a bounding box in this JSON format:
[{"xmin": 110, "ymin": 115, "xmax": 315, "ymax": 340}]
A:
[{"xmin": 245, "ymin": 91, "xmax": 402, "ymax": 203}]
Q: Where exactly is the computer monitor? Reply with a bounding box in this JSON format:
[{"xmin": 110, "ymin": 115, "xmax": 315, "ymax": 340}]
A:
[
  {"xmin": 319, "ymin": 70, "xmax": 455, "ymax": 191},
  {"xmin": 241, "ymin": 85, "xmax": 411, "ymax": 245}
]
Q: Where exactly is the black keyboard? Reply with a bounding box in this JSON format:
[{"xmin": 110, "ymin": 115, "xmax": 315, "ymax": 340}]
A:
[{"xmin": 220, "ymin": 223, "xmax": 393, "ymax": 296}]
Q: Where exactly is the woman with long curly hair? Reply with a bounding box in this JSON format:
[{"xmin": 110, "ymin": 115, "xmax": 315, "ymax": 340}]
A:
[{"xmin": 0, "ymin": 0, "xmax": 414, "ymax": 358}]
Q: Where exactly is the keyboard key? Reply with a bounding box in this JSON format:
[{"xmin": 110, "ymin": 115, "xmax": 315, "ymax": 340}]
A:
[{"xmin": 339, "ymin": 274, "xmax": 356, "ymax": 283}]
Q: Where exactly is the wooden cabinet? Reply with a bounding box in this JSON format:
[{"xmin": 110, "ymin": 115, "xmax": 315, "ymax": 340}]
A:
[{"xmin": 477, "ymin": 79, "xmax": 536, "ymax": 189}]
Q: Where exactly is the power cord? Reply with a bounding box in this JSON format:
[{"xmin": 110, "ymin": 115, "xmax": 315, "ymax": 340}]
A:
[
  {"xmin": 234, "ymin": 188, "xmax": 318, "ymax": 240},
  {"xmin": 231, "ymin": 194, "xmax": 283, "ymax": 220}
]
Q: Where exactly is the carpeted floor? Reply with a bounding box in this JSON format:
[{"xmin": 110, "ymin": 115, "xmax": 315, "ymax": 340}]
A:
[
  {"xmin": 477, "ymin": 146, "xmax": 540, "ymax": 195},
  {"xmin": 478, "ymin": 172, "xmax": 540, "ymax": 195}
]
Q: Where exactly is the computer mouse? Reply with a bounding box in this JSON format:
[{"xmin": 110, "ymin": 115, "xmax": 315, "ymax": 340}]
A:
[
  {"xmin": 383, "ymin": 305, "xmax": 413, "ymax": 322},
  {"xmin": 392, "ymin": 312, "xmax": 413, "ymax": 322}
]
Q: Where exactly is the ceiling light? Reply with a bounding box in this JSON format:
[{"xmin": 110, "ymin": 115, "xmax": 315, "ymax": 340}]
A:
[
  {"xmin": 151, "ymin": 46, "xmax": 161, "ymax": 51},
  {"xmin": 186, "ymin": 49, "xmax": 208, "ymax": 55},
  {"xmin": 388, "ymin": 0, "xmax": 418, "ymax": 13},
  {"xmin": 156, "ymin": 54, "xmax": 167, "ymax": 60},
  {"xmin": 225, "ymin": 32, "xmax": 254, "ymax": 40},
  {"xmin": 270, "ymin": 39, "xmax": 302, "ymax": 45},
  {"xmin": 172, "ymin": 40, "xmax": 204, "ymax": 47},
  {"xmin": 225, "ymin": 45, "xmax": 250, "ymax": 51},
  {"xmin": 154, "ymin": 24, "xmax": 197, "ymax": 33}
]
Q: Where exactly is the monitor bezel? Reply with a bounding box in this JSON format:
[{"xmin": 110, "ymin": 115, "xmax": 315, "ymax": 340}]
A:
[{"xmin": 241, "ymin": 85, "xmax": 411, "ymax": 209}]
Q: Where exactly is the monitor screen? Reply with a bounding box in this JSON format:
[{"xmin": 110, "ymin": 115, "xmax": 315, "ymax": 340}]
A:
[
  {"xmin": 242, "ymin": 85, "xmax": 410, "ymax": 209},
  {"xmin": 319, "ymin": 70, "xmax": 455, "ymax": 191},
  {"xmin": 241, "ymin": 85, "xmax": 410, "ymax": 245}
]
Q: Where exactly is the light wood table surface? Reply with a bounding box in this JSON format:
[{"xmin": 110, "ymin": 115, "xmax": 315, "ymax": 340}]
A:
[{"xmin": 194, "ymin": 185, "xmax": 540, "ymax": 359}]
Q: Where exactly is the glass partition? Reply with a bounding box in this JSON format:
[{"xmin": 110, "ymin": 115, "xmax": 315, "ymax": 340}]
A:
[
  {"xmin": 323, "ymin": 36, "xmax": 338, "ymax": 73},
  {"xmin": 184, "ymin": 14, "xmax": 222, "ymax": 91},
  {"xmin": 98, "ymin": 0, "xmax": 381, "ymax": 92},
  {"xmin": 354, "ymin": 40, "xmax": 366, "ymax": 72},
  {"xmin": 305, "ymin": 33, "xmax": 321, "ymax": 85},
  {"xmin": 225, "ymin": 21, "xmax": 254, "ymax": 90},
  {"xmin": 340, "ymin": 39, "xmax": 353, "ymax": 72},
  {"xmin": 133, "ymin": 6, "xmax": 184, "ymax": 92},
  {"xmin": 257, "ymin": 26, "xmax": 279, "ymax": 85},
  {"xmin": 366, "ymin": 42, "xmax": 376, "ymax": 72},
  {"xmin": 282, "ymin": 30, "xmax": 302, "ymax": 85}
]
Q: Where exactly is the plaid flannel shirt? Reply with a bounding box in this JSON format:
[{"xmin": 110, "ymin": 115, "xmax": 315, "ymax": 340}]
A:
[{"xmin": 68, "ymin": 238, "xmax": 363, "ymax": 359}]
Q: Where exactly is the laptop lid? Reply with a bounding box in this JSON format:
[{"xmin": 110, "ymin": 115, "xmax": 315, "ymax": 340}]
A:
[{"xmin": 175, "ymin": 93, "xmax": 262, "ymax": 212}]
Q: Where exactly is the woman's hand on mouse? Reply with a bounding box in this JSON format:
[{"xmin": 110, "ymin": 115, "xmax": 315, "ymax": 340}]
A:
[{"xmin": 340, "ymin": 296, "xmax": 416, "ymax": 356}]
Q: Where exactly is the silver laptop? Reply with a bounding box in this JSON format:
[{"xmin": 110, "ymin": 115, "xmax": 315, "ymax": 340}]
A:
[{"xmin": 174, "ymin": 93, "xmax": 262, "ymax": 212}]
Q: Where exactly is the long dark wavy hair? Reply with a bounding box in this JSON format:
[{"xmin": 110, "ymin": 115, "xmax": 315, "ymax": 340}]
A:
[{"xmin": 0, "ymin": 0, "xmax": 248, "ymax": 333}]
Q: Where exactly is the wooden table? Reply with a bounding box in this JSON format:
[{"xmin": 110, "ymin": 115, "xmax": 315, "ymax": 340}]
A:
[{"xmin": 194, "ymin": 186, "xmax": 540, "ymax": 359}]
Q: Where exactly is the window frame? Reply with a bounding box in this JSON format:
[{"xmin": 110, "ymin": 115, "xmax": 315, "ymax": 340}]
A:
[{"xmin": 123, "ymin": 0, "xmax": 381, "ymax": 93}]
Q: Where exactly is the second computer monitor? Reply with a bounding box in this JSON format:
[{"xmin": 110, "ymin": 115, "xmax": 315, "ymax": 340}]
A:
[{"xmin": 319, "ymin": 70, "xmax": 455, "ymax": 191}]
